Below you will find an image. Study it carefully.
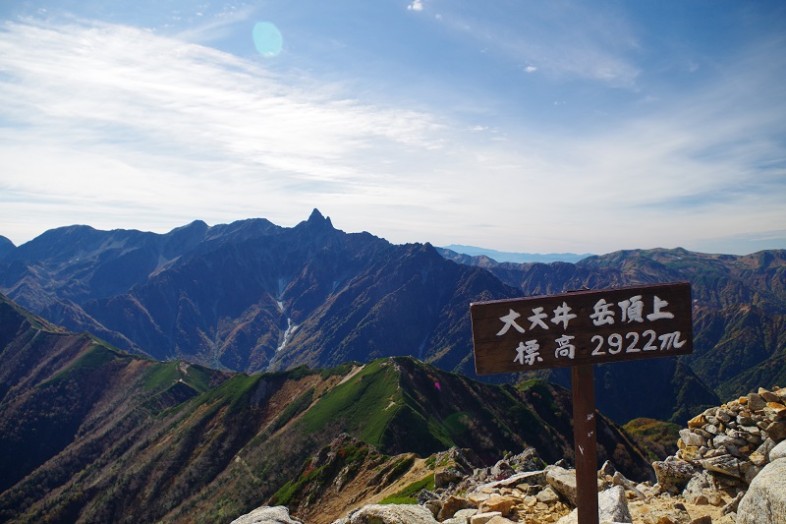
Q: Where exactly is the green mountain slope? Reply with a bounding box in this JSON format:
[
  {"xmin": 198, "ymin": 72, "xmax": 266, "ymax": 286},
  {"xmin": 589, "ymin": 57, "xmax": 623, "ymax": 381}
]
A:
[{"xmin": 0, "ymin": 294, "xmax": 650, "ymax": 523}]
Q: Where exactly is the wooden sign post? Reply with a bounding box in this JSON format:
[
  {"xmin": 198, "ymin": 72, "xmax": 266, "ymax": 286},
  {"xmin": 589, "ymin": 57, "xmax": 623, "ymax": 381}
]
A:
[{"xmin": 470, "ymin": 282, "xmax": 692, "ymax": 524}]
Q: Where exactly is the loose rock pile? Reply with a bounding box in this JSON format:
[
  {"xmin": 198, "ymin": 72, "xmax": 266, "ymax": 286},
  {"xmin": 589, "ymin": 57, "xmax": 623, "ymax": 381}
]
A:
[
  {"xmin": 233, "ymin": 386, "xmax": 786, "ymax": 524},
  {"xmin": 653, "ymin": 386, "xmax": 786, "ymax": 502},
  {"xmin": 330, "ymin": 448, "xmax": 733, "ymax": 524}
]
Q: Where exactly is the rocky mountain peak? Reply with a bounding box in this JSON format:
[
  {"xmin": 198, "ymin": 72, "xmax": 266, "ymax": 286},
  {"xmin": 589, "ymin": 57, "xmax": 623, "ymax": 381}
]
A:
[
  {"xmin": 287, "ymin": 209, "xmax": 337, "ymax": 246},
  {"xmin": 167, "ymin": 219, "xmax": 209, "ymax": 235},
  {"xmin": 163, "ymin": 219, "xmax": 209, "ymax": 253},
  {"xmin": 305, "ymin": 208, "xmax": 334, "ymax": 229}
]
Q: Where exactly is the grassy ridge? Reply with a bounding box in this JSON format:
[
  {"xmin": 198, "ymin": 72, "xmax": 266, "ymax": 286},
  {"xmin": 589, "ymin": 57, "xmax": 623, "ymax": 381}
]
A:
[
  {"xmin": 46, "ymin": 343, "xmax": 124, "ymax": 384},
  {"xmin": 300, "ymin": 360, "xmax": 401, "ymax": 446}
]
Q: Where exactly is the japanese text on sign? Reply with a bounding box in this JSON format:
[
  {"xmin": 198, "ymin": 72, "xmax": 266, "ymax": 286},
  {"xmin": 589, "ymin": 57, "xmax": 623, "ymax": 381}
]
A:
[{"xmin": 470, "ymin": 282, "xmax": 692, "ymax": 375}]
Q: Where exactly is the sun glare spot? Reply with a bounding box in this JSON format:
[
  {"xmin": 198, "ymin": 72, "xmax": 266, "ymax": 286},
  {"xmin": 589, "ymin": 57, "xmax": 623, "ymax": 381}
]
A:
[{"xmin": 252, "ymin": 21, "xmax": 283, "ymax": 57}]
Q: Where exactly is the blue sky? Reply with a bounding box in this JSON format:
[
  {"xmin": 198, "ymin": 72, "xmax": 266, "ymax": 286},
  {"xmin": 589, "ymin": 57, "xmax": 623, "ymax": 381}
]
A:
[{"xmin": 1, "ymin": 0, "xmax": 784, "ymax": 255}]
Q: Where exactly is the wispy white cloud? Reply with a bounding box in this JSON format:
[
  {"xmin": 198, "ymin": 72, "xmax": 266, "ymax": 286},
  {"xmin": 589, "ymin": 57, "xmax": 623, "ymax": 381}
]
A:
[
  {"xmin": 430, "ymin": 1, "xmax": 640, "ymax": 87},
  {"xmin": 169, "ymin": 3, "xmax": 257, "ymax": 45},
  {"xmin": 384, "ymin": 32, "xmax": 786, "ymax": 254},
  {"xmin": 1, "ymin": 19, "xmax": 441, "ymax": 162},
  {"xmin": 0, "ymin": 17, "xmax": 445, "ymax": 238}
]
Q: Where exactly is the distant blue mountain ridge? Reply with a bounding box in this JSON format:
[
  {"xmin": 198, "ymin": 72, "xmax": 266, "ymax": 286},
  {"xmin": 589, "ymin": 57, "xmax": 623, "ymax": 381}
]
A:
[{"xmin": 441, "ymin": 244, "xmax": 592, "ymax": 264}]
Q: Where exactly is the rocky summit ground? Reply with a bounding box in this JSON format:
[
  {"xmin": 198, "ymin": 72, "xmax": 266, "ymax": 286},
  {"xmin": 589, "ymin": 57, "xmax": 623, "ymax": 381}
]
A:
[{"xmin": 232, "ymin": 386, "xmax": 786, "ymax": 524}]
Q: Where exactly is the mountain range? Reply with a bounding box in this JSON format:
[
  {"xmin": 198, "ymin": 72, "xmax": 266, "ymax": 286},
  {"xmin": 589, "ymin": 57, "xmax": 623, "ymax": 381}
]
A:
[
  {"xmin": 1, "ymin": 210, "xmax": 784, "ymax": 425},
  {"xmin": 0, "ymin": 293, "xmax": 650, "ymax": 523}
]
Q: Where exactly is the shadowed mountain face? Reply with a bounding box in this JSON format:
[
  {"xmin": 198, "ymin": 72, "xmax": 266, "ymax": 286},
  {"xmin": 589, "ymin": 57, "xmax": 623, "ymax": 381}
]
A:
[
  {"xmin": 1, "ymin": 212, "xmax": 784, "ymax": 423},
  {"xmin": 0, "ymin": 294, "xmax": 650, "ymax": 523},
  {"xmin": 0, "ymin": 210, "xmax": 516, "ymax": 378}
]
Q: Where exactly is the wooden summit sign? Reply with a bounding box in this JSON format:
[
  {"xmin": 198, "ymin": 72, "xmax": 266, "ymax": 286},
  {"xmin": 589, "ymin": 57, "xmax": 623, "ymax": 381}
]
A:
[
  {"xmin": 470, "ymin": 282, "xmax": 692, "ymax": 524},
  {"xmin": 471, "ymin": 282, "xmax": 692, "ymax": 375}
]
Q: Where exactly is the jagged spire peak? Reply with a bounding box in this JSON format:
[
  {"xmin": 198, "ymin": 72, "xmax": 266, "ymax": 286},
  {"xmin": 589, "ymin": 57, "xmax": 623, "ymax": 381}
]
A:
[{"xmin": 306, "ymin": 208, "xmax": 333, "ymax": 228}]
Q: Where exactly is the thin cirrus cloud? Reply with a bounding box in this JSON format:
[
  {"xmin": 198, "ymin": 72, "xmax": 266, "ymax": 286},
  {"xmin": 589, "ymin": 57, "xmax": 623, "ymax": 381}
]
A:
[
  {"xmin": 0, "ymin": 19, "xmax": 440, "ymax": 166},
  {"xmin": 423, "ymin": 32, "xmax": 786, "ymax": 253},
  {"xmin": 415, "ymin": 1, "xmax": 640, "ymax": 87},
  {"xmin": 0, "ymin": 17, "xmax": 445, "ymax": 235}
]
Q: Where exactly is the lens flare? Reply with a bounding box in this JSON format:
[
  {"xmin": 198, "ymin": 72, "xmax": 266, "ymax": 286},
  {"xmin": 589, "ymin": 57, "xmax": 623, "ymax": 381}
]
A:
[{"xmin": 252, "ymin": 21, "xmax": 283, "ymax": 57}]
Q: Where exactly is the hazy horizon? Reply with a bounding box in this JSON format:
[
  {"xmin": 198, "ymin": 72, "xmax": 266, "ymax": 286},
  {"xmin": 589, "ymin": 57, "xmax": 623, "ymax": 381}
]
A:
[{"xmin": 2, "ymin": 212, "xmax": 783, "ymax": 258}]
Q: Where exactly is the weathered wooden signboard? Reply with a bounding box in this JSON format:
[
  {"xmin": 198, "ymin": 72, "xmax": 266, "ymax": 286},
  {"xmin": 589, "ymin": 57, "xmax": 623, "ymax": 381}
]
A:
[
  {"xmin": 470, "ymin": 282, "xmax": 692, "ymax": 524},
  {"xmin": 471, "ymin": 282, "xmax": 692, "ymax": 375}
]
